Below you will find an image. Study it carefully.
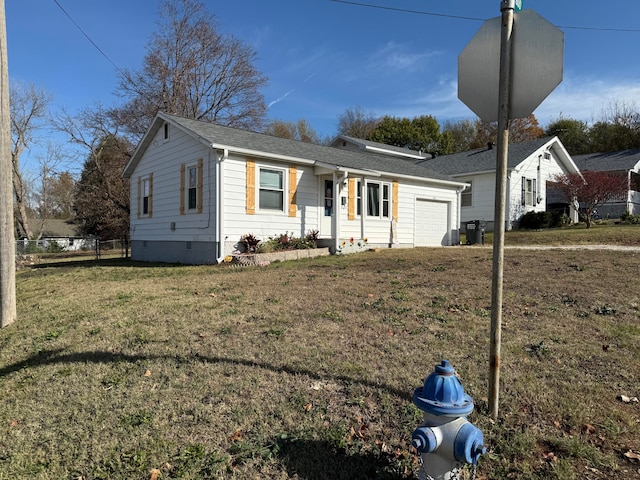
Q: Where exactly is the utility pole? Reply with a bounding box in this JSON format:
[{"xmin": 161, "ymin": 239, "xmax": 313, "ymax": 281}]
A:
[
  {"xmin": 0, "ymin": 0, "xmax": 17, "ymax": 328},
  {"xmin": 488, "ymin": 0, "xmax": 515, "ymax": 420}
]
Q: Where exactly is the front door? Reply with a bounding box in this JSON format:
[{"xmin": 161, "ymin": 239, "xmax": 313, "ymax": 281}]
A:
[{"xmin": 320, "ymin": 178, "xmax": 334, "ymax": 237}]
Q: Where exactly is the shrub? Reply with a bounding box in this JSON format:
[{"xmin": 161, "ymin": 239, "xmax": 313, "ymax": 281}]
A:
[
  {"xmin": 257, "ymin": 231, "xmax": 318, "ymax": 253},
  {"xmin": 239, "ymin": 233, "xmax": 261, "ymax": 253},
  {"xmin": 519, "ymin": 211, "xmax": 554, "ymax": 230},
  {"xmin": 620, "ymin": 211, "xmax": 640, "ymax": 224}
]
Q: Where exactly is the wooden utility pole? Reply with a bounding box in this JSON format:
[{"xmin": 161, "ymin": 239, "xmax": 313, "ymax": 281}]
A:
[
  {"xmin": 0, "ymin": 0, "xmax": 17, "ymax": 328},
  {"xmin": 488, "ymin": 0, "xmax": 515, "ymax": 420}
]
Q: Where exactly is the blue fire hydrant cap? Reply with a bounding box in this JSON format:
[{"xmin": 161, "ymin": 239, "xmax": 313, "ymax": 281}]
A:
[{"xmin": 413, "ymin": 360, "xmax": 475, "ymax": 416}]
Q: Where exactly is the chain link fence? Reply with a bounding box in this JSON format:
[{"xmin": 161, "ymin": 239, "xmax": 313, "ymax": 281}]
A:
[{"xmin": 15, "ymin": 238, "xmax": 128, "ymax": 268}]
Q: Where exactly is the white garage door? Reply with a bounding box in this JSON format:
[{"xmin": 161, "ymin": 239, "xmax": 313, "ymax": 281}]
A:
[{"xmin": 415, "ymin": 199, "xmax": 450, "ymax": 246}]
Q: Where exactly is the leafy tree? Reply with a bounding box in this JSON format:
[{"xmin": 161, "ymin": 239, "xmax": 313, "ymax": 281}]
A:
[
  {"xmin": 550, "ymin": 170, "xmax": 629, "ymax": 228},
  {"xmin": 39, "ymin": 171, "xmax": 75, "ymax": 219},
  {"xmin": 115, "ymin": 0, "xmax": 268, "ymax": 139},
  {"xmin": 337, "ymin": 106, "xmax": 379, "ymax": 139},
  {"xmin": 368, "ymin": 115, "xmax": 451, "ymax": 154},
  {"xmin": 10, "ymin": 81, "xmax": 51, "ymax": 238},
  {"xmin": 73, "ymin": 135, "xmax": 131, "ymax": 241},
  {"xmin": 265, "ymin": 119, "xmax": 320, "ymax": 143},
  {"xmin": 545, "ymin": 117, "xmax": 591, "ymax": 155},
  {"xmin": 589, "ymin": 100, "xmax": 640, "ymax": 152},
  {"xmin": 469, "ymin": 114, "xmax": 545, "ymax": 149}
]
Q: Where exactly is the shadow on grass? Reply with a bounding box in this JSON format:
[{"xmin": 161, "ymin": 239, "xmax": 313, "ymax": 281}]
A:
[
  {"xmin": 30, "ymin": 258, "xmax": 183, "ymax": 269},
  {"xmin": 273, "ymin": 437, "xmax": 411, "ymax": 480},
  {"xmin": 0, "ymin": 348, "xmax": 412, "ymax": 402}
]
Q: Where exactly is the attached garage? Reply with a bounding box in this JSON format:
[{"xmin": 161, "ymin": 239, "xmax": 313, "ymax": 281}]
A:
[{"xmin": 414, "ymin": 199, "xmax": 450, "ymax": 246}]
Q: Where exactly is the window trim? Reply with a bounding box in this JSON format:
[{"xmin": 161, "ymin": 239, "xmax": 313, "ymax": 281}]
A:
[
  {"xmin": 258, "ymin": 166, "xmax": 286, "ymax": 213},
  {"xmin": 522, "ymin": 177, "xmax": 537, "ymax": 207},
  {"xmin": 138, "ymin": 173, "xmax": 153, "ymax": 218},
  {"xmin": 461, "ymin": 182, "xmax": 472, "ymax": 208},
  {"xmin": 180, "ymin": 160, "xmax": 203, "ymax": 215},
  {"xmin": 365, "ymin": 180, "xmax": 391, "ymax": 219}
]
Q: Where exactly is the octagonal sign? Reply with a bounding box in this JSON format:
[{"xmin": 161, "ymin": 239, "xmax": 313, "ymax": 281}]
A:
[{"xmin": 458, "ymin": 9, "xmax": 564, "ymax": 123}]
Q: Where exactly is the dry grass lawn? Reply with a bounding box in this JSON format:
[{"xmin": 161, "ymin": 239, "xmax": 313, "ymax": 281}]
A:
[{"xmin": 1, "ymin": 224, "xmax": 640, "ymax": 479}]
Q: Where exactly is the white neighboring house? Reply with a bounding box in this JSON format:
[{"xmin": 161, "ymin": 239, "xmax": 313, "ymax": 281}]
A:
[
  {"xmin": 572, "ymin": 149, "xmax": 640, "ymax": 217},
  {"xmin": 122, "ymin": 113, "xmax": 469, "ymax": 265},
  {"xmin": 332, "ymin": 135, "xmax": 581, "ymax": 231},
  {"xmin": 19, "ymin": 219, "xmax": 93, "ymax": 252}
]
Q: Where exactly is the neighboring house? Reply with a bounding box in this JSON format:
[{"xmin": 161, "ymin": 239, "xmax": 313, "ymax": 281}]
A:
[
  {"xmin": 20, "ymin": 219, "xmax": 93, "ymax": 251},
  {"xmin": 572, "ymin": 149, "xmax": 640, "ymax": 217},
  {"xmin": 122, "ymin": 113, "xmax": 469, "ymax": 265},
  {"xmin": 333, "ymin": 136, "xmax": 581, "ymax": 231}
]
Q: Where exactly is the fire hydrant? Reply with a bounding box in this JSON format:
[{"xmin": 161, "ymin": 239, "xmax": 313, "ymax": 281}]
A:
[{"xmin": 411, "ymin": 360, "xmax": 486, "ymax": 480}]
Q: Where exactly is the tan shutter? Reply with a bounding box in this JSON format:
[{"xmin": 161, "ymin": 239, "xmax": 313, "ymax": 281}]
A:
[
  {"xmin": 180, "ymin": 164, "xmax": 185, "ymax": 215},
  {"xmin": 392, "ymin": 181, "xmax": 399, "ymax": 222},
  {"xmin": 197, "ymin": 158, "xmax": 204, "ymax": 213},
  {"xmin": 137, "ymin": 176, "xmax": 141, "ymax": 219},
  {"xmin": 288, "ymin": 166, "xmax": 297, "ymax": 217},
  {"xmin": 246, "ymin": 159, "xmax": 255, "ymax": 215},
  {"xmin": 348, "ymin": 178, "xmax": 355, "ymax": 220},
  {"xmin": 148, "ymin": 173, "xmax": 153, "ymax": 218}
]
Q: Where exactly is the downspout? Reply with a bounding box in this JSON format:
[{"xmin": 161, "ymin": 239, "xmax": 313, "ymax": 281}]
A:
[
  {"xmin": 216, "ymin": 148, "xmax": 229, "ymax": 263},
  {"xmin": 334, "ymin": 171, "xmax": 348, "ymax": 253},
  {"xmin": 455, "ymin": 184, "xmax": 467, "ymax": 245},
  {"xmin": 505, "ymin": 172, "xmax": 512, "ymax": 231},
  {"xmin": 628, "ymin": 169, "xmax": 632, "ymax": 213}
]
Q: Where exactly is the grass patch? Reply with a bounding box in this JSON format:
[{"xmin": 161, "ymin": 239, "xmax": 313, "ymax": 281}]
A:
[{"xmin": 2, "ymin": 228, "xmax": 640, "ymax": 479}]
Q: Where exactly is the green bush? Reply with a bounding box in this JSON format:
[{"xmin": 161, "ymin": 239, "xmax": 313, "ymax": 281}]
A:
[
  {"xmin": 257, "ymin": 230, "xmax": 318, "ymax": 253},
  {"xmin": 620, "ymin": 211, "xmax": 640, "ymax": 224},
  {"xmin": 519, "ymin": 211, "xmax": 554, "ymax": 230}
]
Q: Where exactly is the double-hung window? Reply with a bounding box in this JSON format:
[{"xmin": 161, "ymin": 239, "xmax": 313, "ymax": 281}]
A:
[
  {"xmin": 366, "ymin": 181, "xmax": 391, "ymax": 218},
  {"xmin": 522, "ymin": 178, "xmax": 537, "ymax": 206},
  {"xmin": 142, "ymin": 178, "xmax": 150, "ymax": 215},
  {"xmin": 461, "ymin": 182, "xmax": 472, "ymax": 207},
  {"xmin": 259, "ymin": 167, "xmax": 285, "ymax": 212},
  {"xmin": 187, "ymin": 166, "xmax": 198, "ymax": 210}
]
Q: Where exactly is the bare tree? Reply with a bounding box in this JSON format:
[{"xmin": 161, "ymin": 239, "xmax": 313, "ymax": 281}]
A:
[
  {"xmin": 337, "ymin": 106, "xmax": 379, "ymax": 139},
  {"xmin": 10, "ymin": 81, "xmax": 52, "ymax": 239},
  {"xmin": 115, "ymin": 0, "xmax": 268, "ymax": 139},
  {"xmin": 264, "ymin": 119, "xmax": 321, "ymax": 144},
  {"xmin": 56, "ymin": 106, "xmax": 131, "ymax": 248}
]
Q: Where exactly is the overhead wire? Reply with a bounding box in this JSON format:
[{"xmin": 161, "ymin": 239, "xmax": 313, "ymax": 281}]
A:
[{"xmin": 330, "ymin": 0, "xmax": 640, "ymax": 33}]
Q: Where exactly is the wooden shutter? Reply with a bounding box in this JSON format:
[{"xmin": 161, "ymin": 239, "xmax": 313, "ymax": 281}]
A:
[
  {"xmin": 521, "ymin": 177, "xmax": 526, "ymax": 206},
  {"xmin": 288, "ymin": 166, "xmax": 297, "ymax": 217},
  {"xmin": 197, "ymin": 158, "xmax": 204, "ymax": 213},
  {"xmin": 348, "ymin": 178, "xmax": 355, "ymax": 220},
  {"xmin": 180, "ymin": 164, "xmax": 186, "ymax": 214},
  {"xmin": 246, "ymin": 159, "xmax": 255, "ymax": 215},
  {"xmin": 392, "ymin": 181, "xmax": 399, "ymax": 222},
  {"xmin": 148, "ymin": 173, "xmax": 153, "ymax": 218}
]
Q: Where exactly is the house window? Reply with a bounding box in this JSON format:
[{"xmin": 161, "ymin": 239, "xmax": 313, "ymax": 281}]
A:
[
  {"xmin": 163, "ymin": 122, "xmax": 169, "ymax": 141},
  {"xmin": 187, "ymin": 166, "xmax": 198, "ymax": 210},
  {"xmin": 461, "ymin": 182, "xmax": 472, "ymax": 207},
  {"xmin": 366, "ymin": 181, "xmax": 391, "ymax": 218},
  {"xmin": 324, "ymin": 180, "xmax": 333, "ymax": 216},
  {"xmin": 259, "ymin": 167, "xmax": 285, "ymax": 211},
  {"xmin": 356, "ymin": 180, "xmax": 362, "ymax": 216},
  {"xmin": 522, "ymin": 178, "xmax": 537, "ymax": 206},
  {"xmin": 142, "ymin": 178, "xmax": 150, "ymax": 214}
]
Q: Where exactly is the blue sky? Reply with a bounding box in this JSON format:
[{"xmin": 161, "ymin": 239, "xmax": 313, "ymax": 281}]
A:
[{"xmin": 6, "ymin": 0, "xmax": 640, "ymax": 163}]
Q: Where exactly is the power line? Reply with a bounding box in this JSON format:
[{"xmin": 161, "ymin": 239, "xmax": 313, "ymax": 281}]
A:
[
  {"xmin": 53, "ymin": 0, "xmax": 129, "ymax": 78},
  {"xmin": 330, "ymin": 0, "xmax": 640, "ymax": 33}
]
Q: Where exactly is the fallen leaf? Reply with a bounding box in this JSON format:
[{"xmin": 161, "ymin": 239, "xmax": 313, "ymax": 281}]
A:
[
  {"xmin": 619, "ymin": 395, "xmax": 639, "ymax": 403},
  {"xmin": 144, "ymin": 370, "xmax": 152, "ymax": 377},
  {"xmin": 303, "ymin": 403, "xmax": 313, "ymax": 412},
  {"xmin": 10, "ymin": 419, "xmax": 18, "ymax": 428},
  {"xmin": 542, "ymin": 451, "xmax": 557, "ymax": 462},
  {"xmin": 228, "ymin": 429, "xmax": 244, "ymax": 442},
  {"xmin": 553, "ymin": 420, "xmax": 561, "ymax": 429},
  {"xmin": 150, "ymin": 468, "xmax": 161, "ymax": 480},
  {"xmin": 581, "ymin": 423, "xmax": 596, "ymax": 435},
  {"xmin": 624, "ymin": 450, "xmax": 640, "ymax": 462}
]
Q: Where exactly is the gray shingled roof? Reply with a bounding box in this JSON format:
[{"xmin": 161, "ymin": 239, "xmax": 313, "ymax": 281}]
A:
[
  {"xmin": 128, "ymin": 114, "xmax": 458, "ymax": 184},
  {"xmin": 331, "ymin": 135, "xmax": 429, "ymax": 158},
  {"xmin": 412, "ymin": 137, "xmax": 556, "ymax": 176},
  {"xmin": 572, "ymin": 150, "xmax": 640, "ymax": 173}
]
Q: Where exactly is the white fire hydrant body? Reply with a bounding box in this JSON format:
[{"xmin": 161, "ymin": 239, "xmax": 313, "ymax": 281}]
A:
[{"xmin": 411, "ymin": 360, "xmax": 485, "ymax": 480}]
